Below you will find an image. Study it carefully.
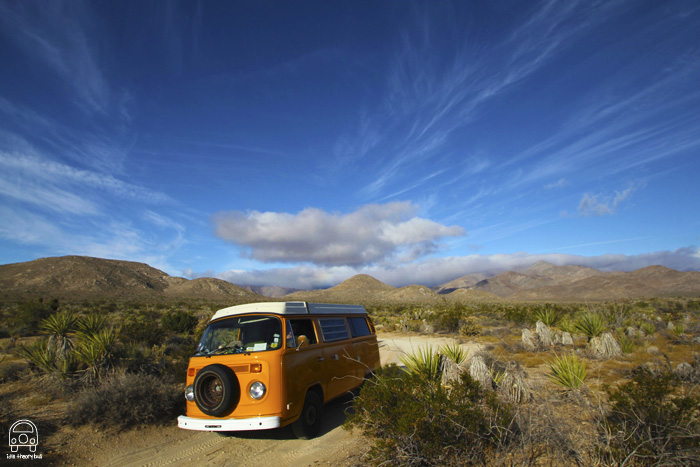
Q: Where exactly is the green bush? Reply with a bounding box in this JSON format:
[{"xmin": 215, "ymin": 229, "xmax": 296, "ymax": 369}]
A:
[
  {"xmin": 161, "ymin": 309, "xmax": 198, "ymax": 334},
  {"xmin": 68, "ymin": 371, "xmax": 184, "ymax": 428},
  {"xmin": 428, "ymin": 307, "xmax": 462, "ymax": 333},
  {"xmin": 120, "ymin": 310, "xmax": 163, "ymax": 346},
  {"xmin": 599, "ymin": 368, "xmax": 700, "ymax": 466},
  {"xmin": 345, "ymin": 365, "xmax": 515, "ymax": 466},
  {"xmin": 12, "ymin": 298, "xmax": 59, "ymax": 335}
]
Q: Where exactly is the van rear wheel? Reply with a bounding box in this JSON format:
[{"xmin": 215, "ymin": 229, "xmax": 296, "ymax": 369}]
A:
[{"xmin": 292, "ymin": 391, "xmax": 323, "ymax": 439}]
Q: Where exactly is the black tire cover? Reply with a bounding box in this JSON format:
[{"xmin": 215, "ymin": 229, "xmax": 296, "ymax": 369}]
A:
[{"xmin": 193, "ymin": 364, "xmax": 239, "ymax": 417}]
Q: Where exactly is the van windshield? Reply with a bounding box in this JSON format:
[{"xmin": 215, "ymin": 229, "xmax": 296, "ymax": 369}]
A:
[{"xmin": 194, "ymin": 315, "xmax": 282, "ymax": 356}]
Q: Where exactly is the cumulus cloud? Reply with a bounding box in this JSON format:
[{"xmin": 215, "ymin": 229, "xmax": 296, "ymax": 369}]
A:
[
  {"xmin": 212, "ymin": 202, "xmax": 465, "ymax": 267},
  {"xmin": 203, "ymin": 246, "xmax": 700, "ymax": 289},
  {"xmin": 578, "ymin": 185, "xmax": 637, "ymax": 216}
]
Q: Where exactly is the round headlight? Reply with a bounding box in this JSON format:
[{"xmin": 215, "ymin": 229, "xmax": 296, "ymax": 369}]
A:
[
  {"xmin": 185, "ymin": 385, "xmax": 195, "ymax": 401},
  {"xmin": 249, "ymin": 381, "xmax": 266, "ymax": 400}
]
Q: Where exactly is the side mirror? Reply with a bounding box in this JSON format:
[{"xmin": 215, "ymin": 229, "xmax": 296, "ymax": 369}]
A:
[{"xmin": 296, "ymin": 335, "xmax": 309, "ymax": 350}]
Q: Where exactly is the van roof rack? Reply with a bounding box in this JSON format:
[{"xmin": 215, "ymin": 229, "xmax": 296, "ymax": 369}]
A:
[{"xmin": 211, "ymin": 302, "xmax": 367, "ymax": 320}]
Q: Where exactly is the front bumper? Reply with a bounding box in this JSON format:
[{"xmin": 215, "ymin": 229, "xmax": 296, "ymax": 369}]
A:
[{"xmin": 177, "ymin": 415, "xmax": 281, "ymax": 432}]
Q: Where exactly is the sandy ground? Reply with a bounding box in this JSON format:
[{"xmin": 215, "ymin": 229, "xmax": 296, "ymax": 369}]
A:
[{"xmin": 47, "ymin": 333, "xmax": 483, "ymax": 467}]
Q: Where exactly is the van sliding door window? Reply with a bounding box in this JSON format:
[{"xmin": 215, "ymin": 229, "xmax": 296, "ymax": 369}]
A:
[
  {"xmin": 287, "ymin": 319, "xmax": 317, "ymax": 347},
  {"xmin": 348, "ymin": 317, "xmax": 371, "ymax": 337},
  {"xmin": 318, "ymin": 318, "xmax": 350, "ymax": 342}
]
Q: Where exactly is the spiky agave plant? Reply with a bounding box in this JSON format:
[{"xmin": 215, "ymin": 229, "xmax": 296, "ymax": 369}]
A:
[
  {"xmin": 76, "ymin": 313, "xmax": 107, "ymax": 336},
  {"xmin": 573, "ymin": 312, "xmax": 608, "ymax": 341},
  {"xmin": 534, "ymin": 305, "xmax": 561, "ymax": 327},
  {"xmin": 18, "ymin": 338, "xmax": 56, "ymax": 374},
  {"xmin": 74, "ymin": 328, "xmax": 119, "ymax": 383},
  {"xmin": 399, "ymin": 346, "xmax": 443, "ymax": 383},
  {"xmin": 548, "ymin": 353, "xmax": 587, "ymax": 390},
  {"xmin": 438, "ymin": 342, "xmax": 468, "ymax": 365},
  {"xmin": 40, "ymin": 310, "xmax": 78, "ymax": 358}
]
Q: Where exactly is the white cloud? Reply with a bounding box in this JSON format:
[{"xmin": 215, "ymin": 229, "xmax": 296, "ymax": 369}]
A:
[
  {"xmin": 212, "ymin": 202, "xmax": 465, "ymax": 267},
  {"xmin": 207, "ymin": 246, "xmax": 700, "ymax": 289},
  {"xmin": 578, "ymin": 185, "xmax": 637, "ymax": 217}
]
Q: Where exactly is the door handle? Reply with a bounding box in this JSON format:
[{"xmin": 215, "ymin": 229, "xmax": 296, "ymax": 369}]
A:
[
  {"xmin": 317, "ymin": 357, "xmax": 325, "ymax": 362},
  {"xmin": 332, "ymin": 354, "xmax": 339, "ymax": 360}
]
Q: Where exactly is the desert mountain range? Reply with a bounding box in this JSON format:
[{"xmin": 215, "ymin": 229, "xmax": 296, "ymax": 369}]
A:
[{"xmin": 1, "ymin": 255, "xmax": 699, "ymax": 303}]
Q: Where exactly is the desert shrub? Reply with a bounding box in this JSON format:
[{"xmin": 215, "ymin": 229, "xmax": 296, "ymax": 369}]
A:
[
  {"xmin": 598, "ymin": 367, "xmax": 700, "ymax": 466},
  {"xmin": 502, "ymin": 305, "xmax": 535, "ymax": 325},
  {"xmin": 161, "ymin": 309, "xmax": 198, "ymax": 335},
  {"xmin": 0, "ymin": 361, "xmax": 28, "ymax": 382},
  {"xmin": 459, "ymin": 318, "xmax": 481, "ymax": 337},
  {"xmin": 119, "ymin": 310, "xmax": 163, "ymax": 346},
  {"xmin": 427, "ymin": 306, "xmax": 463, "ymax": 333},
  {"xmin": 11, "ymin": 298, "xmax": 59, "ymax": 335},
  {"xmin": 345, "ymin": 365, "xmax": 516, "ymax": 466},
  {"xmin": 68, "ymin": 371, "xmax": 183, "ymax": 429}
]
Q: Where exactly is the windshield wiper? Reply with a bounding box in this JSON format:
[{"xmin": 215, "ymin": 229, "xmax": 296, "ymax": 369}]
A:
[{"xmin": 205, "ymin": 342, "xmax": 244, "ymax": 356}]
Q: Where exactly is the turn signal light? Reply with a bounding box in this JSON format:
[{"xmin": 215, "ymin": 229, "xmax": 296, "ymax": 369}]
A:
[{"xmin": 251, "ymin": 363, "xmax": 262, "ymax": 373}]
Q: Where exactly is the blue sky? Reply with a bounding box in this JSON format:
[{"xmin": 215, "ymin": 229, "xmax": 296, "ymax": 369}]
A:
[{"xmin": 1, "ymin": 0, "xmax": 699, "ymax": 289}]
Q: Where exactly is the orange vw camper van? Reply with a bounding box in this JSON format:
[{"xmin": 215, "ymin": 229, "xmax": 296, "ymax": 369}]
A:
[{"xmin": 177, "ymin": 302, "xmax": 380, "ymax": 438}]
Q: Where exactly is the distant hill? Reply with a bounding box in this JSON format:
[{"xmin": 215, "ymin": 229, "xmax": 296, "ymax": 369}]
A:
[
  {"xmin": 0, "ymin": 256, "xmax": 260, "ymax": 302},
  {"xmin": 243, "ymin": 285, "xmax": 302, "ymax": 298},
  {"xmin": 284, "ymin": 274, "xmax": 397, "ymax": 303},
  {"xmin": 443, "ymin": 261, "xmax": 700, "ymax": 301},
  {"xmin": 2, "ymin": 256, "xmax": 698, "ymax": 305},
  {"xmin": 284, "ymin": 275, "xmax": 504, "ymax": 304}
]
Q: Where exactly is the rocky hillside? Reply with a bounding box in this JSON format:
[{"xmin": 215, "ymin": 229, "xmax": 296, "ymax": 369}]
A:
[
  {"xmin": 449, "ymin": 261, "xmax": 700, "ymax": 300},
  {"xmin": 0, "ymin": 256, "xmax": 260, "ymax": 302}
]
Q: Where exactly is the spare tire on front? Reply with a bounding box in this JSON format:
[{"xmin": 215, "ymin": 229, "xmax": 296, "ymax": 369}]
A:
[{"xmin": 193, "ymin": 364, "xmax": 239, "ymax": 417}]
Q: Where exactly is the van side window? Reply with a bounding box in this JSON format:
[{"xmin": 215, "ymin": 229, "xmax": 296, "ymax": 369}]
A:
[
  {"xmin": 348, "ymin": 317, "xmax": 371, "ymax": 337},
  {"xmin": 318, "ymin": 318, "xmax": 350, "ymax": 342},
  {"xmin": 287, "ymin": 319, "xmax": 317, "ymax": 348}
]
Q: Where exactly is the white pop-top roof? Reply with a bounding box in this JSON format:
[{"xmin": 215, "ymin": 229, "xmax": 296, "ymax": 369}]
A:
[{"xmin": 210, "ymin": 301, "xmax": 367, "ymax": 321}]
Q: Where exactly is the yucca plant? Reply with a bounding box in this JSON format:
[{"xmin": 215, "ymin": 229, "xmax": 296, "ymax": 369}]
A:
[
  {"xmin": 671, "ymin": 323, "xmax": 686, "ymax": 339},
  {"xmin": 18, "ymin": 338, "xmax": 56, "ymax": 374},
  {"xmin": 534, "ymin": 306, "xmax": 561, "ymax": 327},
  {"xmin": 75, "ymin": 328, "xmax": 119, "ymax": 383},
  {"xmin": 573, "ymin": 312, "xmax": 607, "ymax": 341},
  {"xmin": 438, "ymin": 342, "xmax": 468, "ymax": 365},
  {"xmin": 548, "ymin": 353, "xmax": 587, "ymax": 390},
  {"xmin": 618, "ymin": 334, "xmax": 636, "ymax": 354},
  {"xmin": 40, "ymin": 310, "xmax": 77, "ymax": 358},
  {"xmin": 640, "ymin": 321, "xmax": 656, "ymax": 337},
  {"xmin": 77, "ymin": 313, "xmax": 107, "ymax": 336},
  {"xmin": 399, "ymin": 346, "xmax": 443, "ymax": 383}
]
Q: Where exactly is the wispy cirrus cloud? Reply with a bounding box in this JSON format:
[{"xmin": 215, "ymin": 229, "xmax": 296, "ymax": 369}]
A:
[
  {"xmin": 340, "ymin": 1, "xmax": 600, "ymax": 201},
  {"xmin": 0, "ymin": 152, "xmax": 172, "ymax": 212},
  {"xmin": 0, "ymin": 1, "xmax": 110, "ymax": 115}
]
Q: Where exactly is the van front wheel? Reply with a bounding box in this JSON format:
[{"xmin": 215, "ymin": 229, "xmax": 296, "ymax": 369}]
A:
[{"xmin": 292, "ymin": 391, "xmax": 323, "ymax": 439}]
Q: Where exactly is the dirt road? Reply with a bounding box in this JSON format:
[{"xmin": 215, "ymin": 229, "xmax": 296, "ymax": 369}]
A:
[{"xmin": 75, "ymin": 334, "xmax": 482, "ymax": 467}]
